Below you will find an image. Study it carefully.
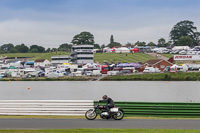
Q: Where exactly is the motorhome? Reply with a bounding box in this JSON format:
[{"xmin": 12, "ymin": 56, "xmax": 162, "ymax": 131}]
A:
[{"xmin": 170, "ymin": 64, "xmax": 188, "ymax": 73}]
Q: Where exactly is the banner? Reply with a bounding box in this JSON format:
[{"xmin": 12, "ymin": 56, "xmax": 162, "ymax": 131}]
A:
[{"xmin": 174, "ymin": 55, "xmax": 200, "ymax": 61}]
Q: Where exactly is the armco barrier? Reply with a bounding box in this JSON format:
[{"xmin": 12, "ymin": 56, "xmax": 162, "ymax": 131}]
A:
[
  {"xmin": 0, "ymin": 100, "xmax": 93, "ymax": 116},
  {"xmin": 94, "ymin": 101, "xmax": 200, "ymax": 117}
]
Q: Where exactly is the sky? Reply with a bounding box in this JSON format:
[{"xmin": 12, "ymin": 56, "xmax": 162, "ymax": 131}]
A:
[{"xmin": 0, "ymin": 0, "xmax": 200, "ymax": 48}]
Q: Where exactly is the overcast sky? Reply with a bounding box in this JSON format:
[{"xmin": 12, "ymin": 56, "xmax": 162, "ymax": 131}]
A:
[{"xmin": 0, "ymin": 0, "xmax": 200, "ymax": 48}]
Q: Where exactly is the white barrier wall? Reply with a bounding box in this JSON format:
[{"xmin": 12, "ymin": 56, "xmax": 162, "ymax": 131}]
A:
[{"xmin": 0, "ymin": 100, "xmax": 93, "ymax": 116}]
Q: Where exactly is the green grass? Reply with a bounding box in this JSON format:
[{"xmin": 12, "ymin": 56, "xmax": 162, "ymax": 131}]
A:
[
  {"xmin": 94, "ymin": 53, "xmax": 155, "ymax": 63},
  {"xmin": 101, "ymin": 72, "xmax": 200, "ymax": 81},
  {"xmin": 0, "ymin": 51, "xmax": 68, "ymax": 61},
  {"xmin": 0, "ymin": 129, "xmax": 200, "ymax": 133},
  {"xmin": 1, "ymin": 52, "xmax": 155, "ymax": 63},
  {"xmin": 161, "ymin": 54, "xmax": 174, "ymax": 58}
]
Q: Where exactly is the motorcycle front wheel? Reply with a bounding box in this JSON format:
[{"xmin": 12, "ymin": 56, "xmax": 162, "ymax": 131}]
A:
[
  {"xmin": 113, "ymin": 110, "xmax": 124, "ymax": 120},
  {"xmin": 85, "ymin": 110, "xmax": 97, "ymax": 120}
]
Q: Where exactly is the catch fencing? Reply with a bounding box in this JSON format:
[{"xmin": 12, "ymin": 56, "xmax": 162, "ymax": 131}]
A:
[
  {"xmin": 95, "ymin": 101, "xmax": 200, "ymax": 117},
  {"xmin": 0, "ymin": 100, "xmax": 93, "ymax": 116}
]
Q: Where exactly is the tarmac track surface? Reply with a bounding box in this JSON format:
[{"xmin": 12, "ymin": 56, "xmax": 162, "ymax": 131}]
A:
[{"xmin": 1, "ymin": 119, "xmax": 200, "ymax": 129}]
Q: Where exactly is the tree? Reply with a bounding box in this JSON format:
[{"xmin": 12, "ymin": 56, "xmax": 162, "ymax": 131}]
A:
[
  {"xmin": 107, "ymin": 35, "xmax": 122, "ymax": 48},
  {"xmin": 93, "ymin": 44, "xmax": 100, "ymax": 49},
  {"xmin": 58, "ymin": 43, "xmax": 72, "ymax": 52},
  {"xmin": 46, "ymin": 48, "xmax": 51, "ymax": 53},
  {"xmin": 71, "ymin": 31, "xmax": 94, "ymax": 45},
  {"xmin": 176, "ymin": 36, "xmax": 193, "ymax": 46},
  {"xmin": 30, "ymin": 45, "xmax": 45, "ymax": 53},
  {"xmin": 101, "ymin": 44, "xmax": 105, "ymax": 49},
  {"xmin": 15, "ymin": 44, "xmax": 29, "ymax": 53},
  {"xmin": 51, "ymin": 48, "xmax": 57, "ymax": 52},
  {"xmin": 170, "ymin": 20, "xmax": 200, "ymax": 46},
  {"xmin": 135, "ymin": 41, "xmax": 146, "ymax": 46},
  {"xmin": 29, "ymin": 48, "xmax": 38, "ymax": 53},
  {"xmin": 0, "ymin": 43, "xmax": 14, "ymax": 52},
  {"xmin": 158, "ymin": 38, "xmax": 166, "ymax": 47},
  {"xmin": 147, "ymin": 42, "xmax": 155, "ymax": 46},
  {"xmin": 110, "ymin": 35, "xmax": 114, "ymax": 43},
  {"xmin": 107, "ymin": 42, "xmax": 122, "ymax": 48},
  {"xmin": 10, "ymin": 48, "xmax": 17, "ymax": 53},
  {"xmin": 125, "ymin": 42, "xmax": 134, "ymax": 47}
]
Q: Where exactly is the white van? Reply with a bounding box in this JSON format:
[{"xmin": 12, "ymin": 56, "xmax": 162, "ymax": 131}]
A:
[
  {"xmin": 92, "ymin": 70, "xmax": 102, "ymax": 76},
  {"xmin": 187, "ymin": 51, "xmax": 196, "ymax": 55},
  {"xmin": 143, "ymin": 67, "xmax": 160, "ymax": 73}
]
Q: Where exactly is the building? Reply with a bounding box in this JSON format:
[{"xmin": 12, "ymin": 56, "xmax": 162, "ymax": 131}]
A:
[
  {"xmin": 34, "ymin": 59, "xmax": 51, "ymax": 67},
  {"xmin": 144, "ymin": 59, "xmax": 173, "ymax": 71},
  {"xmin": 71, "ymin": 45, "xmax": 94, "ymax": 65},
  {"xmin": 51, "ymin": 55, "xmax": 70, "ymax": 66}
]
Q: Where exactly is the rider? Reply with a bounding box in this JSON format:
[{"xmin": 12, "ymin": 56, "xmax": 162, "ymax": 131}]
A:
[{"xmin": 100, "ymin": 95, "xmax": 115, "ymax": 111}]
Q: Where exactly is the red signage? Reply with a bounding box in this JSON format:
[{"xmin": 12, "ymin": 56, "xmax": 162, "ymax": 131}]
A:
[{"xmin": 174, "ymin": 55, "xmax": 200, "ymax": 61}]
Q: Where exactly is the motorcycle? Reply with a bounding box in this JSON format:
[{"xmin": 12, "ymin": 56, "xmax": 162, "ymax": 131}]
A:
[{"xmin": 85, "ymin": 102, "xmax": 124, "ymax": 120}]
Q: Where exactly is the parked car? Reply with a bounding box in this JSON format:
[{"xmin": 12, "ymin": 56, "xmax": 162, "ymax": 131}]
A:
[
  {"xmin": 187, "ymin": 51, "xmax": 196, "ymax": 55},
  {"xmin": 84, "ymin": 68, "xmax": 98, "ymax": 75},
  {"xmin": 162, "ymin": 49, "xmax": 171, "ymax": 54},
  {"xmin": 179, "ymin": 50, "xmax": 187, "ymax": 55},
  {"xmin": 119, "ymin": 70, "xmax": 132, "ymax": 75},
  {"xmin": 164, "ymin": 66, "xmax": 170, "ymax": 72},
  {"xmin": 85, "ymin": 71, "xmax": 93, "ymax": 76},
  {"xmin": 107, "ymin": 71, "xmax": 121, "ymax": 76},
  {"xmin": 170, "ymin": 50, "xmax": 180, "ymax": 54},
  {"xmin": 72, "ymin": 71, "xmax": 82, "ymax": 76}
]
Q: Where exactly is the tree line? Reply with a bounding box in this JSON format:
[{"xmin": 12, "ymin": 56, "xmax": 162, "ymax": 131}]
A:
[
  {"xmin": 71, "ymin": 20, "xmax": 200, "ymax": 49},
  {"xmin": 0, "ymin": 20, "xmax": 199, "ymax": 53}
]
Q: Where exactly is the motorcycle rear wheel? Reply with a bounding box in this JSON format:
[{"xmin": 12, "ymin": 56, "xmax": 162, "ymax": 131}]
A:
[
  {"xmin": 85, "ymin": 110, "xmax": 97, "ymax": 120},
  {"xmin": 113, "ymin": 110, "xmax": 124, "ymax": 120}
]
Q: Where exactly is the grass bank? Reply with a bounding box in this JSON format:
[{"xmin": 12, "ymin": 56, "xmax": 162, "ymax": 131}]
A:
[
  {"xmin": 94, "ymin": 53, "xmax": 155, "ymax": 63},
  {"xmin": 0, "ymin": 76, "xmax": 93, "ymax": 81},
  {"xmin": 101, "ymin": 72, "xmax": 200, "ymax": 81},
  {"xmin": 0, "ymin": 129, "xmax": 200, "ymax": 133},
  {"xmin": 0, "ymin": 51, "xmax": 68, "ymax": 61},
  {"xmin": 1, "ymin": 52, "xmax": 155, "ymax": 63}
]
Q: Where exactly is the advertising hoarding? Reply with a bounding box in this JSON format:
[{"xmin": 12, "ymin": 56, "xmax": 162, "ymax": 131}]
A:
[{"xmin": 174, "ymin": 55, "xmax": 200, "ymax": 61}]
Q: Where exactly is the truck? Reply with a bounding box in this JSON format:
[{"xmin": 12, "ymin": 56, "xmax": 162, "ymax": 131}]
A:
[{"xmin": 100, "ymin": 65, "xmax": 109, "ymax": 74}]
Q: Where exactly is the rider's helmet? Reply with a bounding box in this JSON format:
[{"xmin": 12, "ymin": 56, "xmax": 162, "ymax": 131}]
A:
[{"xmin": 102, "ymin": 95, "xmax": 107, "ymax": 100}]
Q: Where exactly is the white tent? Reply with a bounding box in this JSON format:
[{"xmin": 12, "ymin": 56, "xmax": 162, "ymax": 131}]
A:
[{"xmin": 115, "ymin": 47, "xmax": 130, "ymax": 53}]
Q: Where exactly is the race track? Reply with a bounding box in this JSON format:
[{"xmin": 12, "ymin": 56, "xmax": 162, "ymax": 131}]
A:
[{"xmin": 0, "ymin": 119, "xmax": 200, "ymax": 129}]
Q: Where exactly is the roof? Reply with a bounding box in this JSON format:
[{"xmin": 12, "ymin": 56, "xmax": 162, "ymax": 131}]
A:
[
  {"xmin": 35, "ymin": 59, "xmax": 46, "ymax": 62},
  {"xmin": 72, "ymin": 45, "xmax": 93, "ymax": 48},
  {"xmin": 51, "ymin": 55, "xmax": 69, "ymax": 58},
  {"xmin": 145, "ymin": 59, "xmax": 173, "ymax": 66},
  {"xmin": 145, "ymin": 59, "xmax": 162, "ymax": 65},
  {"xmin": 6, "ymin": 59, "xmax": 21, "ymax": 63}
]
